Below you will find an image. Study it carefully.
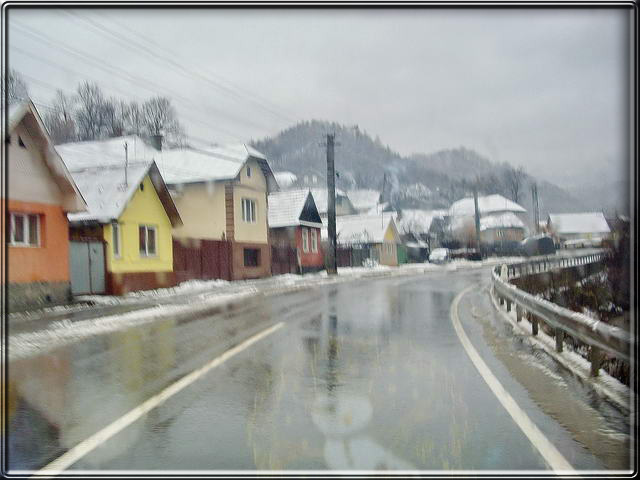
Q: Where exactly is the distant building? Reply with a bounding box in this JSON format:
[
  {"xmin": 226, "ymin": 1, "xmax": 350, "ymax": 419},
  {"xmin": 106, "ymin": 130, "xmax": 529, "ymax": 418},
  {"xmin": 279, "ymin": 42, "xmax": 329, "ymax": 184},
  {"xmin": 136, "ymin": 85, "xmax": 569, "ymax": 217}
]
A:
[
  {"xmin": 309, "ymin": 187, "xmax": 358, "ymax": 220},
  {"xmin": 547, "ymin": 212, "xmax": 611, "ymax": 248},
  {"xmin": 268, "ymin": 189, "xmax": 324, "ymax": 274},
  {"xmin": 322, "ymin": 214, "xmax": 401, "ymax": 266},
  {"xmin": 448, "ymin": 194, "xmax": 528, "ymax": 249},
  {"xmin": 346, "ymin": 189, "xmax": 381, "ymax": 214}
]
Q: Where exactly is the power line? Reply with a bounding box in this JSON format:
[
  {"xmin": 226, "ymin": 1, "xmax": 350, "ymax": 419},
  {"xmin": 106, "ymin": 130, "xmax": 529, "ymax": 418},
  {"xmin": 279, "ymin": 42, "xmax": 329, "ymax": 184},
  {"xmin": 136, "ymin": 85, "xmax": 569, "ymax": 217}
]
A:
[
  {"xmin": 15, "ymin": 59, "xmax": 243, "ymax": 141},
  {"xmin": 59, "ymin": 10, "xmax": 297, "ymax": 125},
  {"xmin": 92, "ymin": 10, "xmax": 299, "ymax": 124},
  {"xmin": 10, "ymin": 22, "xmax": 272, "ymax": 137}
]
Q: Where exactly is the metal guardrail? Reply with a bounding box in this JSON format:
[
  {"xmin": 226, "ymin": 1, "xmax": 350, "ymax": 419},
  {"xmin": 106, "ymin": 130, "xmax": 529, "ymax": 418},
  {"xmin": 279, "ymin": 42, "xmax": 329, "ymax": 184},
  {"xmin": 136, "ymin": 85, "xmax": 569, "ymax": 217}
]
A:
[{"xmin": 491, "ymin": 252, "xmax": 632, "ymax": 377}]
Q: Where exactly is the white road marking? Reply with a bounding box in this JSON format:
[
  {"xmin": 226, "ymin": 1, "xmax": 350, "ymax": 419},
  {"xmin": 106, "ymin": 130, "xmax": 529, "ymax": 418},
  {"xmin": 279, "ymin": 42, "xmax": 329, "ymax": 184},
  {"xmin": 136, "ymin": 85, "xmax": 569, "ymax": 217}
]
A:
[
  {"xmin": 32, "ymin": 321, "xmax": 285, "ymax": 477},
  {"xmin": 450, "ymin": 285, "xmax": 575, "ymax": 474}
]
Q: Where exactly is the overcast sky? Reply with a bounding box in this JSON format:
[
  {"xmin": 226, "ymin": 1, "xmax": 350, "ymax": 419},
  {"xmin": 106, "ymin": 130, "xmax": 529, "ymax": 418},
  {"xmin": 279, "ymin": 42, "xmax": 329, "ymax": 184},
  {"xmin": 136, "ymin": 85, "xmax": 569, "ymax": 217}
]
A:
[{"xmin": 8, "ymin": 7, "xmax": 631, "ymax": 187}]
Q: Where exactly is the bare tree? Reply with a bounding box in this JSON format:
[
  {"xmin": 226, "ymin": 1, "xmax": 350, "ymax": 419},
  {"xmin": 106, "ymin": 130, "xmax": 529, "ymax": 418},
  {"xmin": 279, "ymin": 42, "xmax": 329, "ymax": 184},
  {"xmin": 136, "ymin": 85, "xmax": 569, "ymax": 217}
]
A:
[
  {"xmin": 101, "ymin": 98, "xmax": 127, "ymax": 138},
  {"xmin": 124, "ymin": 101, "xmax": 144, "ymax": 136},
  {"xmin": 43, "ymin": 90, "xmax": 76, "ymax": 144},
  {"xmin": 74, "ymin": 81, "xmax": 106, "ymax": 141},
  {"xmin": 1, "ymin": 69, "xmax": 29, "ymax": 105},
  {"xmin": 142, "ymin": 96, "xmax": 178, "ymax": 135},
  {"xmin": 503, "ymin": 166, "xmax": 526, "ymax": 204}
]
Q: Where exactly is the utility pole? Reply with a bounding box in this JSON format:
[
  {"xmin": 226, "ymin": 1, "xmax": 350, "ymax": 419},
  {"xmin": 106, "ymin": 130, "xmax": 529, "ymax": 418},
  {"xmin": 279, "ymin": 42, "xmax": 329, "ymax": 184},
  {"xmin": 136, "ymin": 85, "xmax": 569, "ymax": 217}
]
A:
[
  {"xmin": 124, "ymin": 141, "xmax": 129, "ymax": 186},
  {"xmin": 531, "ymin": 183, "xmax": 540, "ymax": 234},
  {"xmin": 381, "ymin": 172, "xmax": 387, "ymax": 229},
  {"xmin": 326, "ymin": 134, "xmax": 337, "ymax": 275},
  {"xmin": 473, "ymin": 182, "xmax": 482, "ymax": 258}
]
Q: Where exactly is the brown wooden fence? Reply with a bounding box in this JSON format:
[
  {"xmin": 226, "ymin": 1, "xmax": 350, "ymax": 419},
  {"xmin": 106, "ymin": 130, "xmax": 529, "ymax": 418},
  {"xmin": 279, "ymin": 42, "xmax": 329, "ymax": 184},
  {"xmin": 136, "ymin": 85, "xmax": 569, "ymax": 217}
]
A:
[
  {"xmin": 271, "ymin": 246, "xmax": 299, "ymax": 275},
  {"xmin": 173, "ymin": 238, "xmax": 233, "ymax": 282}
]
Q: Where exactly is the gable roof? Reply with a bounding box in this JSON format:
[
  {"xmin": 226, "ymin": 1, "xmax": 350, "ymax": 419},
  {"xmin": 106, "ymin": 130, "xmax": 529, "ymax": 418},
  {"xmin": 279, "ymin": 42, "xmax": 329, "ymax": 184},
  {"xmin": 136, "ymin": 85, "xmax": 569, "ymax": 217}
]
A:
[
  {"xmin": 6, "ymin": 100, "xmax": 86, "ymax": 213},
  {"xmin": 449, "ymin": 194, "xmax": 526, "ymax": 216},
  {"xmin": 322, "ymin": 213, "xmax": 399, "ymax": 244},
  {"xmin": 268, "ymin": 189, "xmax": 322, "ymax": 228},
  {"xmin": 309, "ymin": 187, "xmax": 351, "ymax": 215},
  {"xmin": 273, "ymin": 171, "xmax": 298, "ymax": 189},
  {"xmin": 194, "ymin": 144, "xmax": 278, "ymax": 191},
  {"xmin": 67, "ymin": 160, "xmax": 181, "ymax": 226},
  {"xmin": 396, "ymin": 209, "xmax": 447, "ymax": 234},
  {"xmin": 480, "ymin": 212, "xmax": 526, "ymax": 231},
  {"xmin": 56, "ymin": 135, "xmax": 278, "ymax": 191},
  {"xmin": 547, "ymin": 212, "xmax": 611, "ymax": 235},
  {"xmin": 347, "ymin": 189, "xmax": 381, "ymax": 211}
]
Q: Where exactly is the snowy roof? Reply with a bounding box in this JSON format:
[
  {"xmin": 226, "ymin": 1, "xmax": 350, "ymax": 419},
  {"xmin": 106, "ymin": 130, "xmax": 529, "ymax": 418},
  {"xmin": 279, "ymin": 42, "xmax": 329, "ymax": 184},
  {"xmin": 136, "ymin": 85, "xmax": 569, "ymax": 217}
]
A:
[
  {"xmin": 157, "ymin": 148, "xmax": 245, "ymax": 184},
  {"xmin": 68, "ymin": 162, "xmax": 150, "ymax": 223},
  {"xmin": 274, "ymin": 171, "xmax": 297, "ymax": 189},
  {"xmin": 346, "ymin": 189, "xmax": 380, "ymax": 211},
  {"xmin": 6, "ymin": 103, "xmax": 26, "ymax": 130},
  {"xmin": 480, "ymin": 212, "xmax": 525, "ymax": 231},
  {"xmin": 7, "ymin": 100, "xmax": 87, "ymax": 213},
  {"xmin": 449, "ymin": 194, "xmax": 526, "ymax": 216},
  {"xmin": 56, "ymin": 135, "xmax": 158, "ymax": 171},
  {"xmin": 67, "ymin": 161, "xmax": 181, "ymax": 226},
  {"xmin": 310, "ymin": 188, "xmax": 349, "ymax": 214},
  {"xmin": 268, "ymin": 189, "xmax": 321, "ymax": 228},
  {"xmin": 396, "ymin": 209, "xmax": 447, "ymax": 234},
  {"xmin": 548, "ymin": 212, "xmax": 611, "ymax": 235},
  {"xmin": 322, "ymin": 214, "xmax": 398, "ymax": 244},
  {"xmin": 195, "ymin": 143, "xmax": 266, "ymax": 161}
]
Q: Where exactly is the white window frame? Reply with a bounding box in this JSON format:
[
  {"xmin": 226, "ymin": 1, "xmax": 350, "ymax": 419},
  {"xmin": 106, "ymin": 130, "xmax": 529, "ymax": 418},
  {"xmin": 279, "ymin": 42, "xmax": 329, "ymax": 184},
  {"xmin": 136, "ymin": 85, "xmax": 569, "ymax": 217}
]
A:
[
  {"xmin": 139, "ymin": 224, "xmax": 157, "ymax": 257},
  {"xmin": 112, "ymin": 222, "xmax": 121, "ymax": 258},
  {"xmin": 242, "ymin": 198, "xmax": 256, "ymax": 223},
  {"xmin": 302, "ymin": 227, "xmax": 309, "ymax": 253},
  {"xmin": 10, "ymin": 212, "xmax": 40, "ymax": 247},
  {"xmin": 311, "ymin": 229, "xmax": 318, "ymax": 253}
]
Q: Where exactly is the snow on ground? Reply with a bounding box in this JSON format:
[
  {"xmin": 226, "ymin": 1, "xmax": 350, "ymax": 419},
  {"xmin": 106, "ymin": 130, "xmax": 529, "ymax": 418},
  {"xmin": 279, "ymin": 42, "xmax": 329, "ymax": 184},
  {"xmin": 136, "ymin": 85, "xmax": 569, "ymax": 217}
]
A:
[
  {"xmin": 8, "ymin": 290, "xmax": 258, "ymax": 361},
  {"xmin": 8, "ymin": 257, "xmax": 527, "ymax": 360}
]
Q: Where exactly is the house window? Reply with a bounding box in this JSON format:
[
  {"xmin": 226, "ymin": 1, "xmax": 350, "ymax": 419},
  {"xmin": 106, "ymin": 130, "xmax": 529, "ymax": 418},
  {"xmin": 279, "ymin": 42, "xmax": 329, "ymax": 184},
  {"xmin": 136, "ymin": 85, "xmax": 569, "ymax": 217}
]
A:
[
  {"xmin": 386, "ymin": 243, "xmax": 393, "ymax": 255},
  {"xmin": 244, "ymin": 248, "xmax": 260, "ymax": 267},
  {"xmin": 139, "ymin": 225, "xmax": 157, "ymax": 256},
  {"xmin": 302, "ymin": 227, "xmax": 309, "ymax": 253},
  {"xmin": 311, "ymin": 229, "xmax": 318, "ymax": 253},
  {"xmin": 242, "ymin": 198, "xmax": 256, "ymax": 223},
  {"xmin": 246, "ymin": 166, "xmax": 251, "ymax": 177},
  {"xmin": 139, "ymin": 182, "xmax": 144, "ymax": 191},
  {"xmin": 18, "ymin": 136, "xmax": 26, "ymax": 148},
  {"xmin": 10, "ymin": 213, "xmax": 39, "ymax": 246},
  {"xmin": 112, "ymin": 222, "xmax": 121, "ymax": 258}
]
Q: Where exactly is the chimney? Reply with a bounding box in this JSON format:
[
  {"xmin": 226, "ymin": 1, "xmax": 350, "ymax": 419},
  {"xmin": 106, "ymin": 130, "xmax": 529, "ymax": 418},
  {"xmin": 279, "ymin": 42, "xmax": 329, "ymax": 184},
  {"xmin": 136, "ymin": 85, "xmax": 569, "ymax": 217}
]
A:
[{"xmin": 151, "ymin": 134, "xmax": 163, "ymax": 151}]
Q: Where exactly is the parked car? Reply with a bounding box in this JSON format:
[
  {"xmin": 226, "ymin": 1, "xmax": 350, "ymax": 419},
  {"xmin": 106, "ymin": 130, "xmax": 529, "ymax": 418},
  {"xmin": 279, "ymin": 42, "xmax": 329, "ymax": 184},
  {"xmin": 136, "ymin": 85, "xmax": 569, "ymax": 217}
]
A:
[
  {"xmin": 429, "ymin": 248, "xmax": 450, "ymax": 264},
  {"xmin": 520, "ymin": 235, "xmax": 556, "ymax": 256}
]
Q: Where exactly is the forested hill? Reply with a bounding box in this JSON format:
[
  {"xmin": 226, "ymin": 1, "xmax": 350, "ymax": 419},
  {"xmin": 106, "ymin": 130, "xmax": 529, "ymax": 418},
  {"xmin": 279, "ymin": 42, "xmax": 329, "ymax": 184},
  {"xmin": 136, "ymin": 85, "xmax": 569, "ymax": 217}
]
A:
[{"xmin": 251, "ymin": 120, "xmax": 586, "ymax": 216}]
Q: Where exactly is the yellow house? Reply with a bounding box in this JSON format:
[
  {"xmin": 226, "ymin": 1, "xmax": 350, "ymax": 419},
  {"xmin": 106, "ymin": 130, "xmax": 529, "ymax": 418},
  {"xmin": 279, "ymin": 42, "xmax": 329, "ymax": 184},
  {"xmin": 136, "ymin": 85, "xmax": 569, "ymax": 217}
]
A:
[
  {"xmin": 157, "ymin": 144, "xmax": 278, "ymax": 280},
  {"xmin": 56, "ymin": 138, "xmax": 182, "ymax": 295},
  {"xmin": 323, "ymin": 214, "xmax": 401, "ymax": 266}
]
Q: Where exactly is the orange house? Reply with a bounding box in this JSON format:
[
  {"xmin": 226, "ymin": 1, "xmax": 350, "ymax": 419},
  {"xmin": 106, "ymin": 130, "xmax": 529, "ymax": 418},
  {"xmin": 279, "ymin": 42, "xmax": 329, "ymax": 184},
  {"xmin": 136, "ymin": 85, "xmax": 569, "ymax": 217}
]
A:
[{"xmin": 2, "ymin": 101, "xmax": 86, "ymax": 312}]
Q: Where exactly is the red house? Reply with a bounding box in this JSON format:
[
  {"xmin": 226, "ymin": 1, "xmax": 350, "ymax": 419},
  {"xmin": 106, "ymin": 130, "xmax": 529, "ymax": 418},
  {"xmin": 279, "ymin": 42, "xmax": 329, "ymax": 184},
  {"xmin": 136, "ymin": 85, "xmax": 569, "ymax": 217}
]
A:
[{"xmin": 268, "ymin": 189, "xmax": 323, "ymax": 274}]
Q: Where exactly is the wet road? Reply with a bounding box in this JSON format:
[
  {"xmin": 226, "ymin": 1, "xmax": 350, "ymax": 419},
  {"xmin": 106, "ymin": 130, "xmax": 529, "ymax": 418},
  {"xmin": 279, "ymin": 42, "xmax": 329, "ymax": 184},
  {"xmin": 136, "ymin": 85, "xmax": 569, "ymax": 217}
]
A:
[{"xmin": 7, "ymin": 268, "xmax": 630, "ymax": 472}]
